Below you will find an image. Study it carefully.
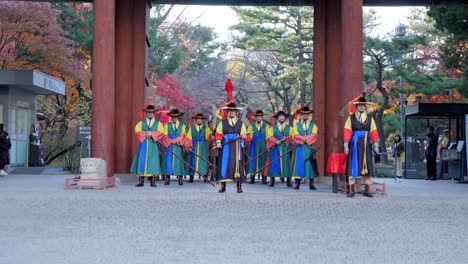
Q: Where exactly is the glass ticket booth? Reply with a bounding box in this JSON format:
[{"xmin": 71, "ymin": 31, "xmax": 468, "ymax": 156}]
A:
[
  {"xmin": 0, "ymin": 70, "xmax": 65, "ymax": 169},
  {"xmin": 404, "ymin": 103, "xmax": 468, "ymax": 183}
]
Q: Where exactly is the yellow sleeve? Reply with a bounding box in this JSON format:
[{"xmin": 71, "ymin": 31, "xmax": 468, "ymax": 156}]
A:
[
  {"xmin": 266, "ymin": 125, "xmax": 273, "ymax": 138},
  {"xmin": 205, "ymin": 126, "xmax": 211, "ymax": 141},
  {"xmin": 163, "ymin": 123, "xmax": 168, "ymax": 135},
  {"xmin": 312, "ymin": 123, "xmax": 318, "ymax": 135},
  {"xmin": 292, "ymin": 123, "xmax": 299, "ymax": 136},
  {"xmin": 246, "ymin": 125, "xmax": 253, "ymax": 134},
  {"xmin": 370, "ymin": 118, "xmax": 377, "ymax": 131},
  {"xmin": 180, "ymin": 124, "xmax": 187, "ymax": 136},
  {"xmin": 186, "ymin": 126, "xmax": 192, "ymax": 140},
  {"xmin": 344, "ymin": 116, "xmax": 352, "ymax": 130},
  {"xmin": 240, "ymin": 123, "xmax": 247, "ymax": 136},
  {"xmin": 288, "ymin": 125, "xmax": 295, "ymax": 136},
  {"xmin": 157, "ymin": 122, "xmax": 164, "ymax": 133},
  {"xmin": 135, "ymin": 121, "xmax": 143, "ymax": 133},
  {"xmin": 216, "ymin": 122, "xmax": 224, "ymax": 135}
]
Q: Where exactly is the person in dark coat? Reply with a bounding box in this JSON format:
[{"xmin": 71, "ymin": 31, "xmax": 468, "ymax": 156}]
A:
[
  {"xmin": 425, "ymin": 126, "xmax": 438, "ymax": 180},
  {"xmin": 0, "ymin": 124, "xmax": 11, "ymax": 176},
  {"xmin": 215, "ymin": 102, "xmax": 248, "ymax": 193}
]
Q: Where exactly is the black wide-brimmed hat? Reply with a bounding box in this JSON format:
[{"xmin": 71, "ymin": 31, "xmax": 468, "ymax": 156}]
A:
[
  {"xmin": 273, "ymin": 110, "xmax": 290, "ymax": 118},
  {"xmin": 192, "ymin": 113, "xmax": 207, "ymax": 119},
  {"xmin": 253, "ymin": 110, "xmax": 265, "ymax": 116},
  {"xmin": 299, "ymin": 106, "xmax": 314, "ymax": 114},
  {"xmin": 353, "ymin": 96, "xmax": 369, "ymax": 105},
  {"xmin": 168, "ymin": 108, "xmax": 184, "ymax": 117},
  {"xmin": 144, "ymin": 104, "xmax": 157, "ymax": 112},
  {"xmin": 221, "ymin": 102, "xmax": 242, "ymax": 110}
]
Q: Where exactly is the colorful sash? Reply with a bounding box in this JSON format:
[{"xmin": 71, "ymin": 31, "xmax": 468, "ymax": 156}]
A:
[
  {"xmin": 221, "ymin": 134, "xmax": 238, "ymax": 179},
  {"xmin": 351, "ymin": 130, "xmax": 368, "ymax": 179}
]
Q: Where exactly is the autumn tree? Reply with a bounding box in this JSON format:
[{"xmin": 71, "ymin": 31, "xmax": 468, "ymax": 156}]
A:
[
  {"xmin": 0, "ymin": 1, "xmax": 93, "ymax": 166},
  {"xmin": 147, "ymin": 5, "xmax": 223, "ymax": 111}
]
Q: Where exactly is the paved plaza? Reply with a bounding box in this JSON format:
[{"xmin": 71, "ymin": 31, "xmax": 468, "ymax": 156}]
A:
[{"xmin": 0, "ymin": 174, "xmax": 467, "ymax": 264}]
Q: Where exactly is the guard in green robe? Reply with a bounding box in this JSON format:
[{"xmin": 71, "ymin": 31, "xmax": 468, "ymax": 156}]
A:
[
  {"xmin": 130, "ymin": 104, "xmax": 164, "ymax": 187},
  {"xmin": 246, "ymin": 110, "xmax": 270, "ymax": 184},
  {"xmin": 291, "ymin": 106, "xmax": 319, "ymax": 190},
  {"xmin": 163, "ymin": 108, "xmax": 187, "ymax": 186},
  {"xmin": 186, "ymin": 113, "xmax": 211, "ymax": 183},
  {"xmin": 266, "ymin": 111, "xmax": 295, "ymax": 187}
]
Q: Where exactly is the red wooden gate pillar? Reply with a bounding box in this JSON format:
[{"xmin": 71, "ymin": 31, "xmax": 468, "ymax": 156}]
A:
[
  {"xmin": 131, "ymin": 0, "xmax": 150, "ymax": 156},
  {"xmin": 312, "ymin": 0, "xmax": 327, "ymax": 176},
  {"xmin": 114, "ymin": 0, "xmax": 134, "ymax": 174},
  {"xmin": 91, "ymin": 0, "xmax": 116, "ymax": 177},
  {"xmin": 313, "ymin": 0, "xmax": 363, "ymax": 176},
  {"xmin": 341, "ymin": 0, "xmax": 364, "ymax": 111},
  {"xmin": 113, "ymin": 0, "xmax": 150, "ymax": 174}
]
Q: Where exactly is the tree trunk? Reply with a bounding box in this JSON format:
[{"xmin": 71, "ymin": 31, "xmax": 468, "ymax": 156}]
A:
[{"xmin": 375, "ymin": 62, "xmax": 389, "ymax": 163}]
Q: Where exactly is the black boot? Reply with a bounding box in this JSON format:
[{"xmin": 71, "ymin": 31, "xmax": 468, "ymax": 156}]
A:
[
  {"xmin": 286, "ymin": 178, "xmax": 293, "ymax": 188},
  {"xmin": 280, "ymin": 177, "xmax": 285, "ymax": 183},
  {"xmin": 347, "ymin": 184, "xmax": 355, "ymax": 198},
  {"xmin": 293, "ymin": 179, "xmax": 301, "ymax": 190},
  {"xmin": 262, "ymin": 176, "xmax": 267, "ymax": 184},
  {"xmin": 135, "ymin": 176, "xmax": 144, "ymax": 187},
  {"xmin": 150, "ymin": 176, "xmax": 157, "ymax": 187},
  {"xmin": 164, "ymin": 175, "xmax": 170, "ymax": 185},
  {"xmin": 363, "ymin": 185, "xmax": 373, "ymax": 197},
  {"xmin": 268, "ymin": 177, "xmax": 275, "ymax": 187},
  {"xmin": 178, "ymin": 176, "xmax": 184, "ymax": 185},
  {"xmin": 237, "ymin": 181, "xmax": 243, "ymax": 193},
  {"xmin": 250, "ymin": 174, "xmax": 255, "ymax": 184},
  {"xmin": 309, "ymin": 179, "xmax": 317, "ymax": 190},
  {"xmin": 218, "ymin": 182, "xmax": 226, "ymax": 193},
  {"xmin": 189, "ymin": 175, "xmax": 194, "ymax": 183}
]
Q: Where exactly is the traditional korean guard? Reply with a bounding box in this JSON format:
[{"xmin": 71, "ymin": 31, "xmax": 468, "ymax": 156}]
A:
[
  {"xmin": 266, "ymin": 111, "xmax": 295, "ymax": 187},
  {"xmin": 290, "ymin": 106, "xmax": 318, "ymax": 190},
  {"xmin": 246, "ymin": 110, "xmax": 270, "ymax": 184},
  {"xmin": 162, "ymin": 108, "xmax": 188, "ymax": 186},
  {"xmin": 215, "ymin": 102, "xmax": 248, "ymax": 193},
  {"xmin": 343, "ymin": 96, "xmax": 379, "ymax": 197},
  {"xmin": 186, "ymin": 113, "xmax": 211, "ymax": 183},
  {"xmin": 130, "ymin": 104, "xmax": 164, "ymax": 187}
]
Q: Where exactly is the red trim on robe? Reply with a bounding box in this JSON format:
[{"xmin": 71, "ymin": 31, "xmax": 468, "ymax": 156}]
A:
[
  {"xmin": 215, "ymin": 132, "xmax": 224, "ymax": 141},
  {"xmin": 370, "ymin": 130, "xmax": 379, "ymax": 142},
  {"xmin": 343, "ymin": 128, "xmax": 353, "ymax": 142}
]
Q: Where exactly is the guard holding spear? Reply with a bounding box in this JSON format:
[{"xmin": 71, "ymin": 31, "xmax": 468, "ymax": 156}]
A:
[
  {"xmin": 162, "ymin": 108, "xmax": 188, "ymax": 186},
  {"xmin": 291, "ymin": 106, "xmax": 319, "ymax": 190},
  {"xmin": 215, "ymin": 102, "xmax": 248, "ymax": 193},
  {"xmin": 186, "ymin": 113, "xmax": 211, "ymax": 183},
  {"xmin": 246, "ymin": 110, "xmax": 270, "ymax": 184},
  {"xmin": 266, "ymin": 110, "xmax": 295, "ymax": 187}
]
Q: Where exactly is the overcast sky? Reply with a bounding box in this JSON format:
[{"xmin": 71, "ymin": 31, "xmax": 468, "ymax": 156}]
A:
[{"xmin": 165, "ymin": 6, "xmax": 416, "ymax": 41}]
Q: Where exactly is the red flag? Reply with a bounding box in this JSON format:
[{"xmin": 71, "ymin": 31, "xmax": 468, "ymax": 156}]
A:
[{"xmin": 224, "ymin": 78, "xmax": 234, "ymax": 102}]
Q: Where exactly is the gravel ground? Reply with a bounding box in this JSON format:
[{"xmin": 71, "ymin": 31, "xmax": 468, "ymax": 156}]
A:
[{"xmin": 0, "ymin": 174, "xmax": 467, "ymax": 264}]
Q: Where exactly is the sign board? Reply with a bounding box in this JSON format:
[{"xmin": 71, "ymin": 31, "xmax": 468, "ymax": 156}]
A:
[
  {"xmin": 32, "ymin": 71, "xmax": 66, "ymax": 95},
  {"xmin": 77, "ymin": 126, "xmax": 91, "ymax": 141}
]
